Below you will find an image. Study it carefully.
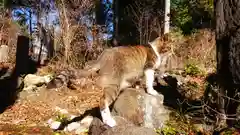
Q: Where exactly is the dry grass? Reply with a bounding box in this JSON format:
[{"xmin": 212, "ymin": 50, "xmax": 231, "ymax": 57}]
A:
[
  {"xmin": 49, "ymin": 28, "xmax": 215, "ymax": 75},
  {"xmin": 0, "ymin": 76, "xmax": 103, "ymax": 126},
  {"xmin": 0, "ymin": 15, "xmax": 20, "ymax": 66},
  {"xmin": 168, "ymin": 28, "xmax": 216, "ymax": 71},
  {"xmin": 49, "ymin": 24, "xmax": 106, "ymax": 71}
]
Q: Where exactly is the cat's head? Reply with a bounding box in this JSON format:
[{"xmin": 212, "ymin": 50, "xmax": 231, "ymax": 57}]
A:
[{"xmin": 148, "ymin": 34, "xmax": 170, "ymax": 53}]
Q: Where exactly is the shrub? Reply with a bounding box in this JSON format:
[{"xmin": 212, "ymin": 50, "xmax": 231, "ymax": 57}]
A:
[{"xmin": 184, "ymin": 63, "xmax": 202, "ymax": 76}]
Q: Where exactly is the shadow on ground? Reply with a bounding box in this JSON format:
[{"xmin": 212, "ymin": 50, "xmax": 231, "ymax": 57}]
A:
[
  {"xmin": 0, "ymin": 36, "xmax": 38, "ymax": 113},
  {"xmin": 155, "ymin": 76, "xmax": 201, "ymax": 110},
  {"xmin": 155, "ymin": 73, "xmax": 240, "ymax": 134},
  {"xmin": 154, "ymin": 75, "xmax": 216, "ymax": 124},
  {"xmin": 204, "ymin": 73, "xmax": 240, "ymax": 130},
  {"xmin": 56, "ymin": 107, "xmax": 101, "ymax": 131}
]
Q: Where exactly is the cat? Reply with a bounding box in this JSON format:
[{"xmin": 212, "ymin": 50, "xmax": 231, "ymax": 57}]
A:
[{"xmin": 47, "ymin": 36, "xmax": 167, "ymax": 127}]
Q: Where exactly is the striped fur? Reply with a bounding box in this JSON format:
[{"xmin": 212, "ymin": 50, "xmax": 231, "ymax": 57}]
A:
[{"xmin": 47, "ymin": 36, "xmax": 167, "ymax": 127}]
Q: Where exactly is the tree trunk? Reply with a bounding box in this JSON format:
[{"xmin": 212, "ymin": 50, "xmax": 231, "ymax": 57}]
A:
[
  {"xmin": 164, "ymin": 0, "xmax": 170, "ymax": 34},
  {"xmin": 215, "ymin": 0, "xmax": 240, "ymax": 128},
  {"xmin": 29, "ymin": 9, "xmax": 33, "ymax": 50},
  {"xmin": 36, "ymin": 1, "xmax": 43, "ymax": 65},
  {"xmin": 95, "ymin": 0, "xmax": 105, "ymax": 25},
  {"xmin": 60, "ymin": 0, "xmax": 70, "ymax": 64},
  {"xmin": 113, "ymin": 0, "xmax": 119, "ymax": 45},
  {"xmin": 15, "ymin": 36, "xmax": 30, "ymax": 75}
]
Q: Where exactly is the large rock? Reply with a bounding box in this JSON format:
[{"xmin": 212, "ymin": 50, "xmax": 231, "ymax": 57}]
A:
[
  {"xmin": 101, "ymin": 125, "xmax": 158, "ymax": 135},
  {"xmin": 89, "ymin": 116, "xmax": 132, "ymax": 135},
  {"xmin": 0, "ymin": 45, "xmax": 9, "ymax": 63},
  {"xmin": 23, "ymin": 74, "xmax": 53, "ymax": 92},
  {"xmin": 112, "ymin": 88, "xmax": 170, "ymax": 129},
  {"xmin": 89, "ymin": 117, "xmax": 158, "ymax": 135}
]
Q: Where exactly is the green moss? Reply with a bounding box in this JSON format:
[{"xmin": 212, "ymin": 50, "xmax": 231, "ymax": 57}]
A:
[
  {"xmin": 54, "ymin": 113, "xmax": 70, "ymax": 123},
  {"xmin": 222, "ymin": 128, "xmax": 236, "ymax": 135},
  {"xmin": 161, "ymin": 126, "xmax": 178, "ymax": 135},
  {"xmin": 184, "ymin": 63, "xmax": 202, "ymax": 76}
]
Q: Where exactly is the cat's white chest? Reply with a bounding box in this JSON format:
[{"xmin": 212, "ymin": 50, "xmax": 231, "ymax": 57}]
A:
[
  {"xmin": 152, "ymin": 46, "xmax": 161, "ymax": 69},
  {"xmin": 154, "ymin": 57, "xmax": 161, "ymax": 68},
  {"xmin": 150, "ymin": 43, "xmax": 161, "ymax": 68}
]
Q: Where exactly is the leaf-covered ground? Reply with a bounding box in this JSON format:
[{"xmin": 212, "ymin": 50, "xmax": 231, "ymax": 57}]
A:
[{"xmin": 0, "ymin": 75, "xmax": 103, "ymax": 135}]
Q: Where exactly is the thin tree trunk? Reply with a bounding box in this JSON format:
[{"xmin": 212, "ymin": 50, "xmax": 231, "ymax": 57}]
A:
[
  {"xmin": 60, "ymin": 0, "xmax": 70, "ymax": 64},
  {"xmin": 164, "ymin": 0, "xmax": 170, "ymax": 34},
  {"xmin": 113, "ymin": 0, "xmax": 119, "ymax": 43},
  {"xmin": 6, "ymin": 8, "xmax": 12, "ymax": 46},
  {"xmin": 29, "ymin": 9, "xmax": 33, "ymax": 51}
]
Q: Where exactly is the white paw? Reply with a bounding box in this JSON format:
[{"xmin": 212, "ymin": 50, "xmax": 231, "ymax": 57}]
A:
[
  {"xmin": 161, "ymin": 73, "xmax": 168, "ymax": 78},
  {"xmin": 50, "ymin": 121, "xmax": 61, "ymax": 130},
  {"xmin": 177, "ymin": 81, "xmax": 183, "ymax": 86},
  {"xmin": 103, "ymin": 117, "xmax": 117, "ymax": 127},
  {"xmin": 147, "ymin": 89, "xmax": 159, "ymax": 96}
]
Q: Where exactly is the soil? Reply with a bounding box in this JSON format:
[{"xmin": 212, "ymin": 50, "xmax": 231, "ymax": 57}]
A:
[{"xmin": 0, "ymin": 75, "xmax": 103, "ymax": 135}]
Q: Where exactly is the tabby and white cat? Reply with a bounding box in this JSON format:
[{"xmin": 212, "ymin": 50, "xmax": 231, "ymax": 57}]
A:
[{"xmin": 47, "ymin": 36, "xmax": 167, "ymax": 127}]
